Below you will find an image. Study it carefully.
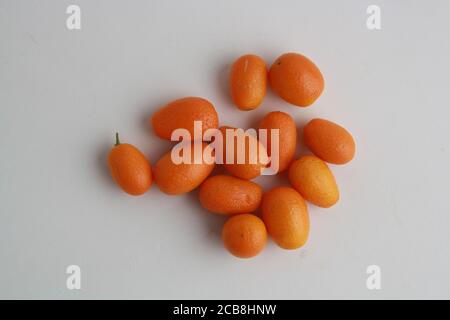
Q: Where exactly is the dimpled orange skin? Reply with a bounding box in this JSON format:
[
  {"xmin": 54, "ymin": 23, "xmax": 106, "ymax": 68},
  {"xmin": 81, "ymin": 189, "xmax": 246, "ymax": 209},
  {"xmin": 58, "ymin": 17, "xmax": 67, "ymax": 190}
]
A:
[
  {"xmin": 289, "ymin": 156, "xmax": 339, "ymax": 208},
  {"xmin": 262, "ymin": 187, "xmax": 309, "ymax": 250},
  {"xmin": 199, "ymin": 175, "xmax": 263, "ymax": 215},
  {"xmin": 151, "ymin": 97, "xmax": 219, "ymax": 140},
  {"xmin": 303, "ymin": 118, "xmax": 355, "ymax": 165},
  {"xmin": 108, "ymin": 135, "xmax": 152, "ymax": 196},
  {"xmin": 219, "ymin": 126, "xmax": 268, "ymax": 180},
  {"xmin": 222, "ymin": 214, "xmax": 267, "ymax": 258},
  {"xmin": 269, "ymin": 53, "xmax": 324, "ymax": 107},
  {"xmin": 258, "ymin": 111, "xmax": 297, "ymax": 173},
  {"xmin": 230, "ymin": 54, "xmax": 267, "ymax": 110},
  {"xmin": 153, "ymin": 143, "xmax": 215, "ymax": 195}
]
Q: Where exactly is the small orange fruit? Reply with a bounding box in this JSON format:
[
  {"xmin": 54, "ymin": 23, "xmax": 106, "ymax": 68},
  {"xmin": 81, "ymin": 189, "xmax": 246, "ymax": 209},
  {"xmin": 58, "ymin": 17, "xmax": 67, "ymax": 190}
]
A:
[
  {"xmin": 303, "ymin": 118, "xmax": 355, "ymax": 164},
  {"xmin": 222, "ymin": 214, "xmax": 267, "ymax": 258},
  {"xmin": 199, "ymin": 175, "xmax": 262, "ymax": 215},
  {"xmin": 262, "ymin": 187, "xmax": 309, "ymax": 249},
  {"xmin": 258, "ymin": 111, "xmax": 297, "ymax": 173},
  {"xmin": 230, "ymin": 54, "xmax": 267, "ymax": 110},
  {"xmin": 218, "ymin": 126, "xmax": 268, "ymax": 180},
  {"xmin": 269, "ymin": 53, "xmax": 324, "ymax": 107},
  {"xmin": 108, "ymin": 133, "xmax": 152, "ymax": 196},
  {"xmin": 289, "ymin": 155, "xmax": 339, "ymax": 208},
  {"xmin": 153, "ymin": 142, "xmax": 215, "ymax": 195},
  {"xmin": 151, "ymin": 97, "xmax": 219, "ymax": 140}
]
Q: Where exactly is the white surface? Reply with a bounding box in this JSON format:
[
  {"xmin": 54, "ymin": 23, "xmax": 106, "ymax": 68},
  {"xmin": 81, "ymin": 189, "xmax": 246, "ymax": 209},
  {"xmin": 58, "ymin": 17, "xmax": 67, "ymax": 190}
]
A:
[{"xmin": 1, "ymin": 0, "xmax": 450, "ymax": 299}]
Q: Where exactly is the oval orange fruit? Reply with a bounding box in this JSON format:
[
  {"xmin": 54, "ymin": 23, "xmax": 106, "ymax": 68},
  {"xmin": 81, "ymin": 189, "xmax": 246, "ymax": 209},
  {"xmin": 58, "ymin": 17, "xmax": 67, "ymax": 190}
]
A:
[
  {"xmin": 153, "ymin": 142, "xmax": 215, "ymax": 195},
  {"xmin": 230, "ymin": 54, "xmax": 267, "ymax": 110},
  {"xmin": 108, "ymin": 133, "xmax": 152, "ymax": 196},
  {"xmin": 303, "ymin": 118, "xmax": 355, "ymax": 164},
  {"xmin": 222, "ymin": 214, "xmax": 267, "ymax": 258},
  {"xmin": 289, "ymin": 155, "xmax": 339, "ymax": 208},
  {"xmin": 199, "ymin": 175, "xmax": 262, "ymax": 215},
  {"xmin": 258, "ymin": 111, "xmax": 297, "ymax": 173},
  {"xmin": 151, "ymin": 97, "xmax": 218, "ymax": 140},
  {"xmin": 269, "ymin": 53, "xmax": 324, "ymax": 107},
  {"xmin": 218, "ymin": 126, "xmax": 268, "ymax": 180},
  {"xmin": 262, "ymin": 187, "xmax": 309, "ymax": 249}
]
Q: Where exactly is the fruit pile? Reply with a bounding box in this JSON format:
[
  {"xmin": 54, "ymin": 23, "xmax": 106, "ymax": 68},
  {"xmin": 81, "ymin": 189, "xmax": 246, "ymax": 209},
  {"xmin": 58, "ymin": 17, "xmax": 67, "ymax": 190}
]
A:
[{"xmin": 108, "ymin": 52, "xmax": 355, "ymax": 259}]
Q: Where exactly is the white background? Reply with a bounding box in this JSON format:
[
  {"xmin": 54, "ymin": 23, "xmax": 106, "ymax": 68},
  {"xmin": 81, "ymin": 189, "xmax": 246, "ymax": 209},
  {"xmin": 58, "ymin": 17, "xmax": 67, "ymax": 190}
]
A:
[{"xmin": 1, "ymin": 0, "xmax": 450, "ymax": 299}]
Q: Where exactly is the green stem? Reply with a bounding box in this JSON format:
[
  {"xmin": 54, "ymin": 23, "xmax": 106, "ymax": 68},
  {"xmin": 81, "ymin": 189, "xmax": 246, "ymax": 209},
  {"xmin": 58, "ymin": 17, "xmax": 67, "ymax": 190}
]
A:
[{"xmin": 115, "ymin": 132, "xmax": 121, "ymax": 146}]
